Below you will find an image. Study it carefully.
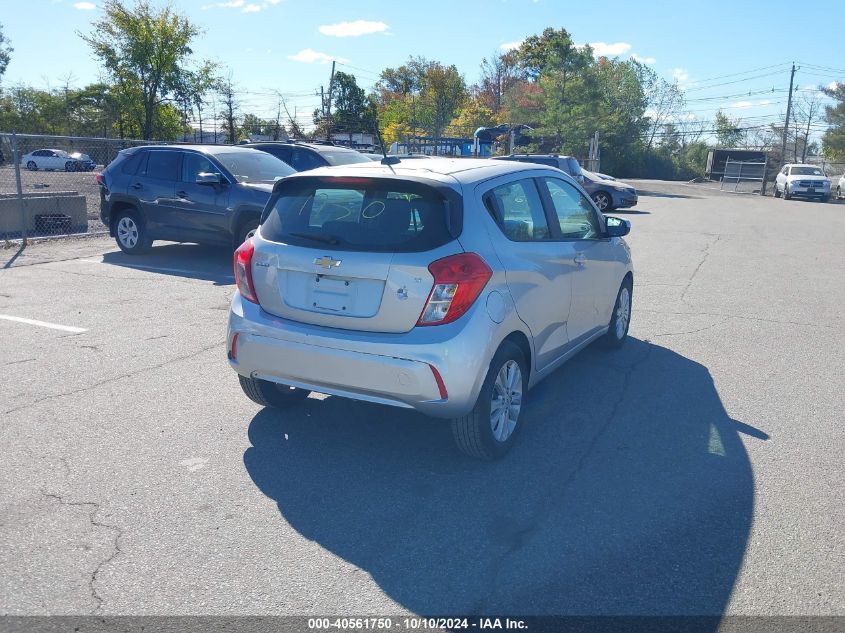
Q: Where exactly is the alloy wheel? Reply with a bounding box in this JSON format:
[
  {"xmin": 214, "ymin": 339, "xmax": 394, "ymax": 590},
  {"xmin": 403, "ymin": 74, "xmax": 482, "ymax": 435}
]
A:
[
  {"xmin": 615, "ymin": 286, "xmax": 631, "ymax": 340},
  {"xmin": 490, "ymin": 360, "xmax": 522, "ymax": 442}
]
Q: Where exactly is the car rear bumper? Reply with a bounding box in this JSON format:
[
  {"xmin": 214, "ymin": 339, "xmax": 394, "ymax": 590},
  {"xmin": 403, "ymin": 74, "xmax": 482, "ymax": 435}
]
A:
[{"xmin": 227, "ymin": 293, "xmax": 505, "ymax": 418}]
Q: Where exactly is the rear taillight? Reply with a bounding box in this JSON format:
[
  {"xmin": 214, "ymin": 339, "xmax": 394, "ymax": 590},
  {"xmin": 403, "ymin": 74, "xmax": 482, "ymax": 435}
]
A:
[
  {"xmin": 234, "ymin": 239, "xmax": 259, "ymax": 304},
  {"xmin": 94, "ymin": 173, "xmax": 104, "ymax": 186},
  {"xmin": 417, "ymin": 253, "xmax": 492, "ymax": 326}
]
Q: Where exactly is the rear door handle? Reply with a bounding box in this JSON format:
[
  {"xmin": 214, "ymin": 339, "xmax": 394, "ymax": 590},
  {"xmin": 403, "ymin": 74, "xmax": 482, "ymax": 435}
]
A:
[
  {"xmin": 574, "ymin": 253, "xmax": 586, "ymax": 266},
  {"xmin": 130, "ymin": 183, "xmax": 142, "ymax": 190}
]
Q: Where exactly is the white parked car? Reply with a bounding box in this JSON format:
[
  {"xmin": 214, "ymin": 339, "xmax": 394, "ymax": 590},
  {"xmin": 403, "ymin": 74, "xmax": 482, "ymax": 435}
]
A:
[
  {"xmin": 836, "ymin": 174, "xmax": 845, "ymax": 200},
  {"xmin": 774, "ymin": 164, "xmax": 831, "ymax": 201},
  {"xmin": 21, "ymin": 149, "xmax": 85, "ymax": 172}
]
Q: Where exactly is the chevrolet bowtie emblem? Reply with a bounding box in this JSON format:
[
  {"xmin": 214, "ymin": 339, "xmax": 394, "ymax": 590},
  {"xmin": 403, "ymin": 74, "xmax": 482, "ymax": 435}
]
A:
[{"xmin": 314, "ymin": 256, "xmax": 341, "ymax": 269}]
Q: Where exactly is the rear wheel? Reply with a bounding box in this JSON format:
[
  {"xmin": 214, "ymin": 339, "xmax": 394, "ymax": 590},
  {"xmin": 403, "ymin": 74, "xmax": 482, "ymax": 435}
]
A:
[
  {"xmin": 592, "ymin": 191, "xmax": 613, "ymax": 212},
  {"xmin": 113, "ymin": 209, "xmax": 151, "ymax": 254},
  {"xmin": 238, "ymin": 375, "xmax": 310, "ymax": 408},
  {"xmin": 26, "ymin": 161, "xmax": 37, "ymax": 171},
  {"xmin": 837, "ymin": 186, "xmax": 842, "ymax": 200},
  {"xmin": 773, "ymin": 184, "xmax": 781, "ymax": 198},
  {"xmin": 600, "ymin": 279, "xmax": 632, "ymax": 349},
  {"xmin": 236, "ymin": 218, "xmax": 259, "ymax": 247},
  {"xmin": 783, "ymin": 187, "xmax": 792, "ymax": 200},
  {"xmin": 451, "ymin": 341, "xmax": 527, "ymax": 460}
]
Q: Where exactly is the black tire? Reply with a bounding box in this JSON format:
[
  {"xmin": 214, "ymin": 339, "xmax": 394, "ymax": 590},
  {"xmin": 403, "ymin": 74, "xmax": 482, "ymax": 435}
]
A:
[
  {"xmin": 783, "ymin": 188, "xmax": 792, "ymax": 200},
  {"xmin": 600, "ymin": 278, "xmax": 633, "ymax": 349},
  {"xmin": 113, "ymin": 208, "xmax": 152, "ymax": 254},
  {"xmin": 836, "ymin": 186, "xmax": 842, "ymax": 200},
  {"xmin": 26, "ymin": 161, "xmax": 37, "ymax": 171},
  {"xmin": 236, "ymin": 218, "xmax": 259, "ymax": 247},
  {"xmin": 64, "ymin": 161, "xmax": 75, "ymax": 172},
  {"xmin": 773, "ymin": 185, "xmax": 781, "ymax": 198},
  {"xmin": 238, "ymin": 374, "xmax": 310, "ymax": 408},
  {"xmin": 592, "ymin": 190, "xmax": 614, "ymax": 212},
  {"xmin": 451, "ymin": 341, "xmax": 527, "ymax": 460}
]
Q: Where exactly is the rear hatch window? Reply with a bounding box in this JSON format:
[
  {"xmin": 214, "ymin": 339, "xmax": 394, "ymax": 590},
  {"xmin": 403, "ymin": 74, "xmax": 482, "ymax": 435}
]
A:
[{"xmin": 260, "ymin": 177, "xmax": 455, "ymax": 252}]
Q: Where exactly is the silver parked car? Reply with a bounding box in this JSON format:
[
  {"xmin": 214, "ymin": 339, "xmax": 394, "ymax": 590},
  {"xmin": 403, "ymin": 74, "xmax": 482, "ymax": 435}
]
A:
[
  {"xmin": 580, "ymin": 169, "xmax": 639, "ymax": 212},
  {"xmin": 227, "ymin": 158, "xmax": 634, "ymax": 459},
  {"xmin": 836, "ymin": 173, "xmax": 845, "ymax": 200},
  {"xmin": 774, "ymin": 164, "xmax": 831, "ymax": 201}
]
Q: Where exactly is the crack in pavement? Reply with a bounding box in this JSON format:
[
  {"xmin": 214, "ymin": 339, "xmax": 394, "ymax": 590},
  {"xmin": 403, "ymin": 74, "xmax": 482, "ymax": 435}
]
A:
[
  {"xmin": 680, "ymin": 234, "xmax": 721, "ymax": 305},
  {"xmin": 473, "ymin": 343, "xmax": 654, "ymax": 612},
  {"xmin": 634, "ymin": 308, "xmax": 837, "ymax": 330},
  {"xmin": 650, "ymin": 317, "xmax": 730, "ymax": 338},
  {"xmin": 3, "ymin": 340, "xmax": 225, "ymax": 415},
  {"xmin": 41, "ymin": 490, "xmax": 123, "ymax": 613}
]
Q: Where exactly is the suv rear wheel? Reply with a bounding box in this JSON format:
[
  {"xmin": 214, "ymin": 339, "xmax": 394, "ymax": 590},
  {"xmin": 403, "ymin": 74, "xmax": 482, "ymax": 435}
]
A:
[
  {"xmin": 238, "ymin": 375, "xmax": 310, "ymax": 408},
  {"xmin": 236, "ymin": 218, "xmax": 259, "ymax": 247},
  {"xmin": 451, "ymin": 341, "xmax": 527, "ymax": 460},
  {"xmin": 114, "ymin": 209, "xmax": 152, "ymax": 254}
]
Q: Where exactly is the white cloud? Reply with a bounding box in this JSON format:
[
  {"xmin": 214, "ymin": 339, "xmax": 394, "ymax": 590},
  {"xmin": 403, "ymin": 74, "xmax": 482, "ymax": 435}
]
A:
[
  {"xmin": 630, "ymin": 53, "xmax": 656, "ymax": 64},
  {"xmin": 757, "ymin": 99, "xmax": 771, "ymax": 107},
  {"xmin": 587, "ymin": 42, "xmax": 632, "ymax": 57},
  {"xmin": 319, "ymin": 20, "xmax": 389, "ymax": 37},
  {"xmin": 500, "ymin": 40, "xmax": 524, "ymax": 51},
  {"xmin": 730, "ymin": 101, "xmax": 754, "ymax": 109},
  {"xmin": 288, "ymin": 48, "xmax": 348, "ymax": 65},
  {"xmin": 73, "ymin": 1, "xmax": 96, "ymax": 8},
  {"xmin": 202, "ymin": 0, "xmax": 279, "ymax": 11},
  {"xmin": 828, "ymin": 81, "xmax": 839, "ymax": 90},
  {"xmin": 672, "ymin": 68, "xmax": 689, "ymax": 83}
]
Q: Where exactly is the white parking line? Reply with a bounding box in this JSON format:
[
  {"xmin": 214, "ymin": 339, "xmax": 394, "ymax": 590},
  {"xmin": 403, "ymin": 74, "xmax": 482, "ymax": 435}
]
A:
[
  {"xmin": 0, "ymin": 314, "xmax": 88, "ymax": 334},
  {"xmin": 77, "ymin": 259, "xmax": 234, "ymax": 279}
]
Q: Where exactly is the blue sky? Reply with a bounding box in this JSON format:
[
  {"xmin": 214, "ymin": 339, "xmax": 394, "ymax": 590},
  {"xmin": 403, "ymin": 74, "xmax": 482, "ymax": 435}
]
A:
[{"xmin": 1, "ymin": 0, "xmax": 842, "ymax": 137}]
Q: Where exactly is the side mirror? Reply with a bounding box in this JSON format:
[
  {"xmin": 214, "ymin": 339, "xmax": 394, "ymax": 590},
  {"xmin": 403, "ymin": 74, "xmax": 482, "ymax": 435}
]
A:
[
  {"xmin": 196, "ymin": 172, "xmax": 222, "ymax": 185},
  {"xmin": 605, "ymin": 216, "xmax": 630, "ymax": 238}
]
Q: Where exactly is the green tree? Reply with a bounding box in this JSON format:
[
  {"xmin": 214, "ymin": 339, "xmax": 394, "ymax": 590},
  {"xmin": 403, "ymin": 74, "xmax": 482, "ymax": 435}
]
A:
[
  {"xmin": 418, "ymin": 61, "xmax": 466, "ymax": 146},
  {"xmin": 821, "ymin": 82, "xmax": 845, "ymax": 160},
  {"xmin": 0, "ymin": 22, "xmax": 12, "ymax": 83},
  {"xmin": 80, "ymin": 0, "xmax": 214, "ymax": 140},
  {"xmin": 330, "ymin": 71, "xmax": 368, "ymax": 140},
  {"xmin": 714, "ymin": 110, "xmax": 743, "ymax": 147}
]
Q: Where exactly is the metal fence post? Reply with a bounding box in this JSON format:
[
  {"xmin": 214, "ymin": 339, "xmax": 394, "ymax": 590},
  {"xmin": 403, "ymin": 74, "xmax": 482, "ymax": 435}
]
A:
[
  {"xmin": 11, "ymin": 133, "xmax": 27, "ymax": 242},
  {"xmin": 760, "ymin": 156, "xmax": 768, "ymax": 196}
]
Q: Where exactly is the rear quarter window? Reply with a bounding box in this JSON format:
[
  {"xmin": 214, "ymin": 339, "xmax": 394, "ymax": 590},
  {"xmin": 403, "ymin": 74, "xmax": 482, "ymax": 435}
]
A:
[{"xmin": 261, "ymin": 180, "xmax": 454, "ymax": 253}]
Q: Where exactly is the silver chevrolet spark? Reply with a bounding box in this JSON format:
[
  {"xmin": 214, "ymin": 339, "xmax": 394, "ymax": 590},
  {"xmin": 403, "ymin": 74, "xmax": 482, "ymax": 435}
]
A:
[{"xmin": 228, "ymin": 158, "xmax": 633, "ymax": 459}]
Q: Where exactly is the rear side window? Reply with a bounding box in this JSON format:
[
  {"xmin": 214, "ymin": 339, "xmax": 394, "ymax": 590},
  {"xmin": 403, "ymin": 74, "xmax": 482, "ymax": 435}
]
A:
[
  {"xmin": 289, "ymin": 149, "xmax": 325, "ymax": 171},
  {"xmin": 142, "ymin": 151, "xmax": 181, "ymax": 181},
  {"xmin": 261, "ymin": 180, "xmax": 453, "ymax": 252},
  {"xmin": 484, "ymin": 178, "xmax": 550, "ymax": 241},
  {"xmin": 120, "ymin": 151, "xmax": 145, "ymax": 175}
]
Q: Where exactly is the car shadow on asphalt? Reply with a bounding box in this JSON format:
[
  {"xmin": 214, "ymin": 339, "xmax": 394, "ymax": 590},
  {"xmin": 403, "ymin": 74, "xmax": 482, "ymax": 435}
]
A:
[
  {"xmin": 243, "ymin": 337, "xmax": 766, "ymax": 618},
  {"xmin": 100, "ymin": 243, "xmax": 234, "ymax": 285}
]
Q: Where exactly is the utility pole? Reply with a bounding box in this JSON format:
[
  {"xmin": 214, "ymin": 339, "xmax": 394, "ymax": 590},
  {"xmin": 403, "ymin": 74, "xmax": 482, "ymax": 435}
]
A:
[
  {"xmin": 325, "ymin": 60, "xmax": 336, "ymax": 141},
  {"xmin": 780, "ymin": 62, "xmax": 797, "ymax": 166}
]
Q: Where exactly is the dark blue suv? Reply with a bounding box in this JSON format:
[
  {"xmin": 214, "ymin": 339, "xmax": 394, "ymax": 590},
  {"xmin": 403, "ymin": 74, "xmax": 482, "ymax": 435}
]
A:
[{"xmin": 98, "ymin": 144, "xmax": 294, "ymax": 254}]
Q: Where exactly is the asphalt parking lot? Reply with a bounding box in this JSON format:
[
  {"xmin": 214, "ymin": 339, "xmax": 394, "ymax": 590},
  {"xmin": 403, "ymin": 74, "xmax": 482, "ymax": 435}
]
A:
[{"xmin": 0, "ymin": 180, "xmax": 843, "ymax": 617}]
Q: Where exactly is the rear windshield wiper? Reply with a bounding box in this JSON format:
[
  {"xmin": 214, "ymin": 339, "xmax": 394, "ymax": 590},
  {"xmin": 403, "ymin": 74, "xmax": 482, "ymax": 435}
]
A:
[{"xmin": 287, "ymin": 231, "xmax": 340, "ymax": 245}]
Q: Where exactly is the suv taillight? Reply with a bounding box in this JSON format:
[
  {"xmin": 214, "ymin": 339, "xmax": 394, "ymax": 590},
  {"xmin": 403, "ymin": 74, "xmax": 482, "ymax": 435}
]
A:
[
  {"xmin": 95, "ymin": 173, "xmax": 104, "ymax": 186},
  {"xmin": 417, "ymin": 253, "xmax": 492, "ymax": 326},
  {"xmin": 234, "ymin": 239, "xmax": 259, "ymax": 304}
]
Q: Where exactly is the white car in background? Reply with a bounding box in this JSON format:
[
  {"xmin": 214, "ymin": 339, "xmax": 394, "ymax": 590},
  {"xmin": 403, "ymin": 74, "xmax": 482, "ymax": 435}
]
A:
[
  {"xmin": 21, "ymin": 149, "xmax": 84, "ymax": 172},
  {"xmin": 836, "ymin": 174, "xmax": 845, "ymax": 200},
  {"xmin": 774, "ymin": 164, "xmax": 831, "ymax": 201}
]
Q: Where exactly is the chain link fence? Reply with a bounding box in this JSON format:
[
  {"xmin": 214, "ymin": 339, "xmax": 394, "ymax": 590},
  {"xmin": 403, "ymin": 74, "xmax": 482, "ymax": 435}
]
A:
[
  {"xmin": 0, "ymin": 132, "xmax": 158, "ymax": 241},
  {"xmin": 719, "ymin": 158, "xmax": 769, "ymax": 195}
]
